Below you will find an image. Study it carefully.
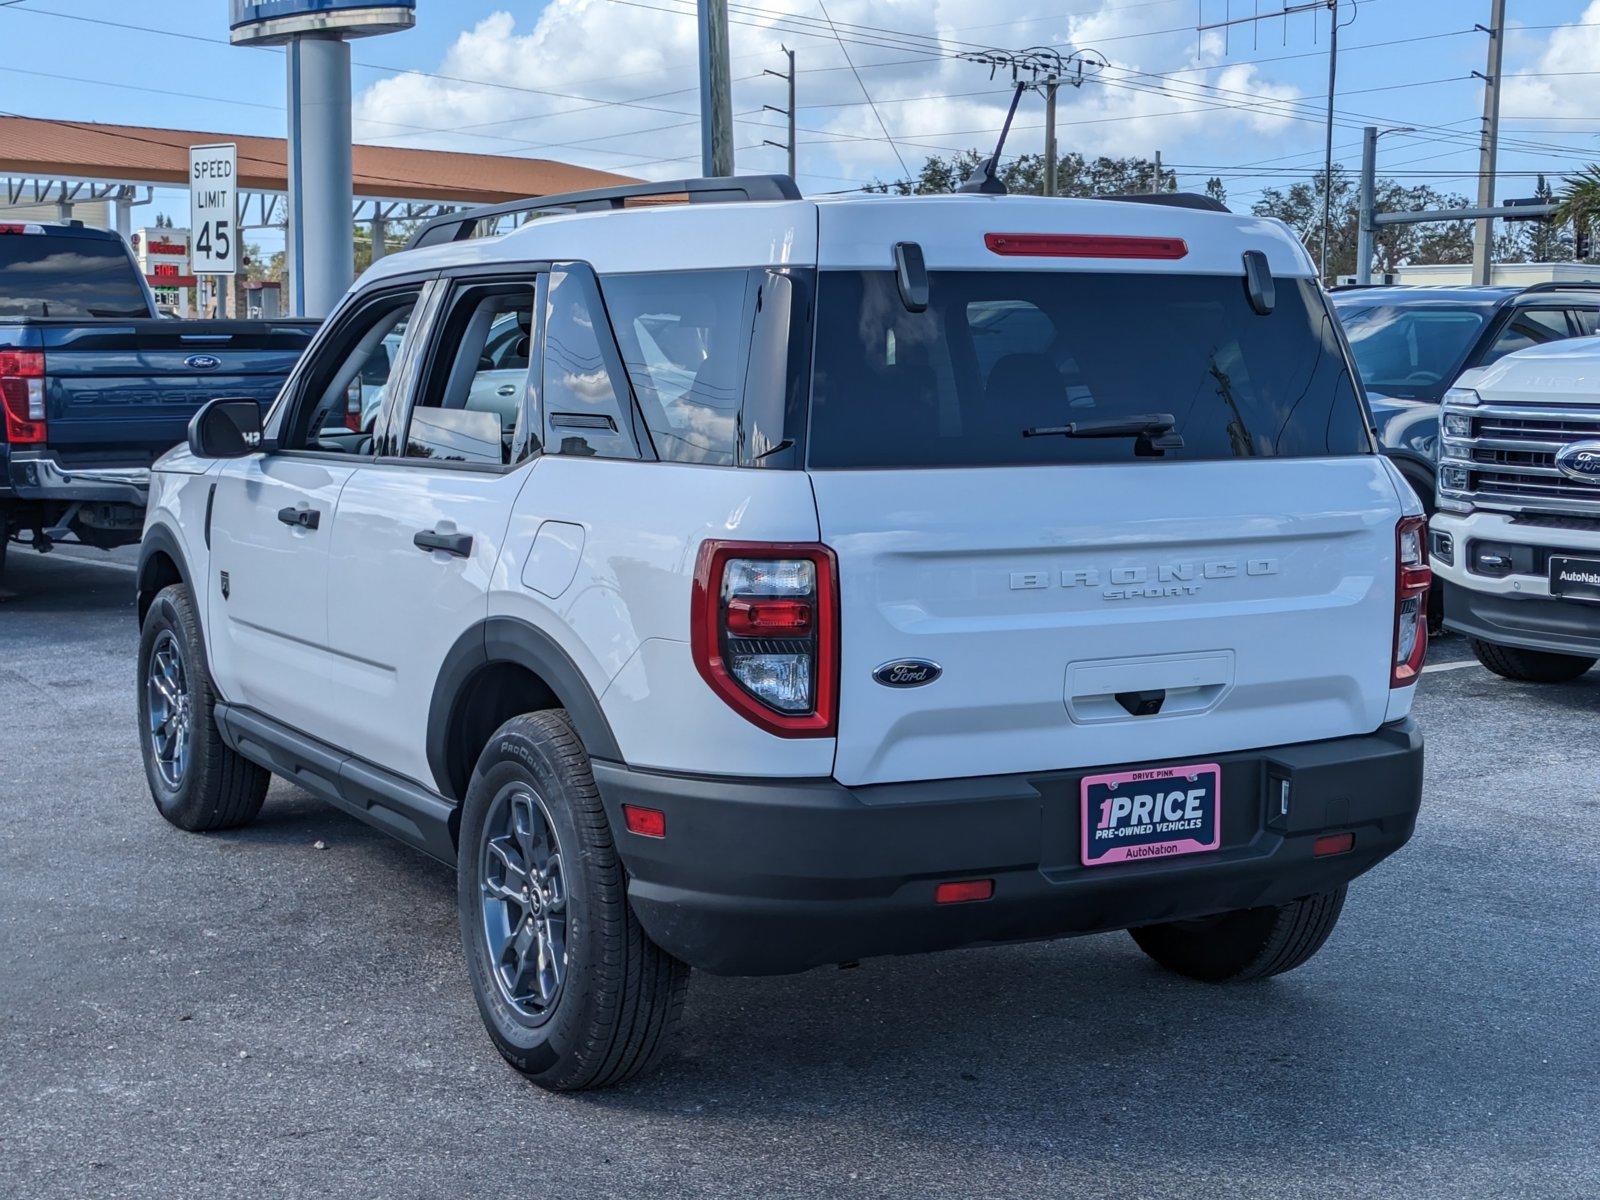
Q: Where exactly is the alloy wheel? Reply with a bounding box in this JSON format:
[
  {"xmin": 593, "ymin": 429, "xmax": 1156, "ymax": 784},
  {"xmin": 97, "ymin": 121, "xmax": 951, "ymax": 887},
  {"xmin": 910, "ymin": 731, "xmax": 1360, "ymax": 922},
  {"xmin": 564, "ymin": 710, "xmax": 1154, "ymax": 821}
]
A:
[
  {"xmin": 146, "ymin": 629, "xmax": 192, "ymax": 789},
  {"xmin": 479, "ymin": 782, "xmax": 568, "ymax": 1021}
]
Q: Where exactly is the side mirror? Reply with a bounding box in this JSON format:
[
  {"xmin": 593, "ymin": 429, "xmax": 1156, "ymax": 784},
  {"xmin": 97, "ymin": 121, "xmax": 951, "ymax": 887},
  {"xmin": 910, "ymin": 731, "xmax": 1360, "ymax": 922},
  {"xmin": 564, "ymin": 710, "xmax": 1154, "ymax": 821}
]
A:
[{"xmin": 188, "ymin": 397, "xmax": 263, "ymax": 459}]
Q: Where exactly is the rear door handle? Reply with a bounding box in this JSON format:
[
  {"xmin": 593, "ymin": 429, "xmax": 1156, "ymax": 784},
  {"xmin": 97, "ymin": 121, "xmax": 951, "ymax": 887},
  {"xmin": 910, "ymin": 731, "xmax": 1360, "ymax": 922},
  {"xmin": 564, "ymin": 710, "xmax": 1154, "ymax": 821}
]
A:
[
  {"xmin": 276, "ymin": 504, "xmax": 320, "ymax": 530},
  {"xmin": 414, "ymin": 528, "xmax": 473, "ymax": 557}
]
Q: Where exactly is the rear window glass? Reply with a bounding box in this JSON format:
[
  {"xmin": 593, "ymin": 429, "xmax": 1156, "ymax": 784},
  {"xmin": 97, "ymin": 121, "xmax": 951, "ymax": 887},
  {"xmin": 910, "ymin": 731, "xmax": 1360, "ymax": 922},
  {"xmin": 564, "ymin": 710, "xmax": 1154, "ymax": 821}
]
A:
[
  {"xmin": 807, "ymin": 270, "xmax": 1370, "ymax": 469},
  {"xmin": 0, "ymin": 233, "xmax": 148, "ymax": 318}
]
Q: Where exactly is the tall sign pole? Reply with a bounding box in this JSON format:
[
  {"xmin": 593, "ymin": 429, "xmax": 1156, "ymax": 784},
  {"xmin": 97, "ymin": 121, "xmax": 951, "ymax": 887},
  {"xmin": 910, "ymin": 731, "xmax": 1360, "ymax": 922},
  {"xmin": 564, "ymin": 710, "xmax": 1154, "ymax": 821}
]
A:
[
  {"xmin": 698, "ymin": 0, "xmax": 735, "ymax": 176},
  {"xmin": 230, "ymin": 2, "xmax": 416, "ymax": 317},
  {"xmin": 1472, "ymin": 0, "xmax": 1508, "ymax": 286}
]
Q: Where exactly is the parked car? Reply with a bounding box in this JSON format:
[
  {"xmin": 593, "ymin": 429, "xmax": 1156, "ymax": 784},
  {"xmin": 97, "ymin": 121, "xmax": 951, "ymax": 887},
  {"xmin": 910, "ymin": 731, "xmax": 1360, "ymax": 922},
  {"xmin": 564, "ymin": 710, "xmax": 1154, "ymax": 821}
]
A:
[
  {"xmin": 137, "ymin": 176, "xmax": 1428, "ymax": 1091},
  {"xmin": 1433, "ymin": 336, "xmax": 1600, "ymax": 681},
  {"xmin": 0, "ymin": 221, "xmax": 317, "ymax": 573},
  {"xmin": 1330, "ymin": 282, "xmax": 1600, "ymax": 511}
]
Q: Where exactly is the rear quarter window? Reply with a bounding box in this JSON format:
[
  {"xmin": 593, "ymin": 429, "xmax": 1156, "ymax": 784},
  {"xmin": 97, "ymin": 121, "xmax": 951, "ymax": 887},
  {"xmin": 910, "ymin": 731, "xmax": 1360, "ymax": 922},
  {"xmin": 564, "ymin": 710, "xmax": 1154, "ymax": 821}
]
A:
[{"xmin": 807, "ymin": 270, "xmax": 1371, "ymax": 469}]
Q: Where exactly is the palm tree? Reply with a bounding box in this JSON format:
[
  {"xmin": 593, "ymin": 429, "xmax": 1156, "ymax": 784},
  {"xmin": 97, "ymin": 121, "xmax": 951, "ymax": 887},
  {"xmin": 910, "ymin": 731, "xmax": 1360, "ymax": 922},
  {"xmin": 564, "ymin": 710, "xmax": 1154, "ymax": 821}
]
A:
[{"xmin": 1553, "ymin": 165, "xmax": 1600, "ymax": 240}]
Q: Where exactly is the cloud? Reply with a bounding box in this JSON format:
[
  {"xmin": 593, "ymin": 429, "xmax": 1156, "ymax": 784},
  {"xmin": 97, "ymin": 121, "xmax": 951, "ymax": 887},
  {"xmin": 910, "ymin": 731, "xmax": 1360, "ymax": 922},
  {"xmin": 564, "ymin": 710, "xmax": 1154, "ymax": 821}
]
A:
[
  {"xmin": 353, "ymin": 0, "xmax": 1305, "ymax": 190},
  {"xmin": 1502, "ymin": 0, "xmax": 1600, "ymax": 120}
]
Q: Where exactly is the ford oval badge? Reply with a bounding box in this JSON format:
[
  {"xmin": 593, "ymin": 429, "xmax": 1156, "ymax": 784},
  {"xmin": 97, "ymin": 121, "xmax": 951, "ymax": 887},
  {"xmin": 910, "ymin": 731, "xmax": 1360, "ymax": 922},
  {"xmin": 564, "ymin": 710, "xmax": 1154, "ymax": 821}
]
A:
[
  {"xmin": 1555, "ymin": 439, "xmax": 1600, "ymax": 484},
  {"xmin": 184, "ymin": 353, "xmax": 222, "ymax": 371},
  {"xmin": 873, "ymin": 659, "xmax": 942, "ymax": 688}
]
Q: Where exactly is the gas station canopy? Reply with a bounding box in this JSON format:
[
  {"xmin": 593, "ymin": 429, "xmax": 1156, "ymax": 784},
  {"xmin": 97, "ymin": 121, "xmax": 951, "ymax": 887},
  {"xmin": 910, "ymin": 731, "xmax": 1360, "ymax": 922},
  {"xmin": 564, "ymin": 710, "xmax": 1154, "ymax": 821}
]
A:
[{"xmin": 0, "ymin": 115, "xmax": 636, "ymax": 206}]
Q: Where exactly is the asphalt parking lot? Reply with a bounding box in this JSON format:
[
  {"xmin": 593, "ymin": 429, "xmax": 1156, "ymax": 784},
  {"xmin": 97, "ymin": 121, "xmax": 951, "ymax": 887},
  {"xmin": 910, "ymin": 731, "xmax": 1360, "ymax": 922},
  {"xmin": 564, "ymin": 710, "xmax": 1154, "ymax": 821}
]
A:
[{"xmin": 1, "ymin": 545, "xmax": 1596, "ymax": 1200}]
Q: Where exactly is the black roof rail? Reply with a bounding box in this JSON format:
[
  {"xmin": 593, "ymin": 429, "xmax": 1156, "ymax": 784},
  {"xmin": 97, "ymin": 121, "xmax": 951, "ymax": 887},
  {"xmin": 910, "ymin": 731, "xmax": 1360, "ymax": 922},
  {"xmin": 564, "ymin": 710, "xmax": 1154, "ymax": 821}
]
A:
[
  {"xmin": 1516, "ymin": 280, "xmax": 1600, "ymax": 296},
  {"xmin": 1098, "ymin": 192, "xmax": 1230, "ymax": 214},
  {"xmin": 405, "ymin": 174, "xmax": 803, "ymax": 250}
]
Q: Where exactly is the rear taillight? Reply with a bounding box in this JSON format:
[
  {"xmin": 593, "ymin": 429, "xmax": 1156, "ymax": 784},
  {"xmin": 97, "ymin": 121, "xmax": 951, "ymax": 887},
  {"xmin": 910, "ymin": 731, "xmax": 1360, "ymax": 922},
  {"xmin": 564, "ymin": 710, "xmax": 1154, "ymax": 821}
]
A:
[
  {"xmin": 0, "ymin": 348, "xmax": 46, "ymax": 444},
  {"xmin": 1392, "ymin": 515, "xmax": 1432, "ymax": 687},
  {"xmin": 0, "ymin": 223, "xmax": 44, "ymax": 235},
  {"xmin": 691, "ymin": 540, "xmax": 838, "ymax": 737},
  {"xmin": 344, "ymin": 387, "xmax": 363, "ymax": 432}
]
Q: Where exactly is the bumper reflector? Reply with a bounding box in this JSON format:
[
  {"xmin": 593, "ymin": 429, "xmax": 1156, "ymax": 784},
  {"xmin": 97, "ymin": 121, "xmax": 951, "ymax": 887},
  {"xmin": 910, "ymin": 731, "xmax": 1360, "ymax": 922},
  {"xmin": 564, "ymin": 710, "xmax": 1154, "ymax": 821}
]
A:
[
  {"xmin": 934, "ymin": 879, "xmax": 994, "ymax": 904},
  {"xmin": 1313, "ymin": 832, "xmax": 1355, "ymax": 858},
  {"xmin": 622, "ymin": 804, "xmax": 666, "ymax": 838}
]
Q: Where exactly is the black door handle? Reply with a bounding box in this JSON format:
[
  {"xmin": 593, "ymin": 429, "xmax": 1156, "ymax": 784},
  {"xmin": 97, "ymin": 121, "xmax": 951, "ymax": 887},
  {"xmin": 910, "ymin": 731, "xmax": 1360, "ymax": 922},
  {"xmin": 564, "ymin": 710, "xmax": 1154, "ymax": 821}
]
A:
[
  {"xmin": 276, "ymin": 505, "xmax": 320, "ymax": 530},
  {"xmin": 414, "ymin": 529, "xmax": 473, "ymax": 557}
]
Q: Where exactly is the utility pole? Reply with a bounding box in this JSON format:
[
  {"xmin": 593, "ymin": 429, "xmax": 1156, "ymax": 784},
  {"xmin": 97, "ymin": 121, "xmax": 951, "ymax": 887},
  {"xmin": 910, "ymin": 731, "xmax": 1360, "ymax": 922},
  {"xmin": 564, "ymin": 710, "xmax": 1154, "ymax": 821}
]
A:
[
  {"xmin": 697, "ymin": 0, "xmax": 735, "ymax": 177},
  {"xmin": 1319, "ymin": 0, "xmax": 1339, "ymax": 283},
  {"xmin": 1472, "ymin": 0, "xmax": 1508, "ymax": 286},
  {"xmin": 1357, "ymin": 126, "xmax": 1378, "ymax": 285},
  {"xmin": 1152, "ymin": 150, "xmax": 1163, "ymax": 194},
  {"xmin": 762, "ymin": 47, "xmax": 797, "ymax": 180},
  {"xmin": 1042, "ymin": 75, "xmax": 1059, "ymax": 196}
]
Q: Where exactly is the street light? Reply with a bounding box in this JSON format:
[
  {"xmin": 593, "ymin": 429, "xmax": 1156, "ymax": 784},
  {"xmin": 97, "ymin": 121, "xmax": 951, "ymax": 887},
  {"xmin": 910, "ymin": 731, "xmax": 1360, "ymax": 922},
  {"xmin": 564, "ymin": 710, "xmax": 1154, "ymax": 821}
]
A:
[{"xmin": 1355, "ymin": 125, "xmax": 1416, "ymax": 285}]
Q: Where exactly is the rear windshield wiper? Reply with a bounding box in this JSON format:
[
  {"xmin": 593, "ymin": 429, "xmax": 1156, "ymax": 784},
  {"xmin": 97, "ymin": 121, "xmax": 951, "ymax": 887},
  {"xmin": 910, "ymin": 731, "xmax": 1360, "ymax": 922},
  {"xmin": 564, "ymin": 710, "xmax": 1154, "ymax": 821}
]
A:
[{"xmin": 1023, "ymin": 412, "xmax": 1184, "ymax": 456}]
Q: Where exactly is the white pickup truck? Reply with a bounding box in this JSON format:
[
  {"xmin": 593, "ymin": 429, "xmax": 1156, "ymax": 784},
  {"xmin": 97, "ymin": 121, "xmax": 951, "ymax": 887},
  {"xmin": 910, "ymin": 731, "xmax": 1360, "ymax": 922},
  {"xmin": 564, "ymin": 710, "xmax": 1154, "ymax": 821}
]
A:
[{"xmin": 1435, "ymin": 337, "xmax": 1600, "ymax": 681}]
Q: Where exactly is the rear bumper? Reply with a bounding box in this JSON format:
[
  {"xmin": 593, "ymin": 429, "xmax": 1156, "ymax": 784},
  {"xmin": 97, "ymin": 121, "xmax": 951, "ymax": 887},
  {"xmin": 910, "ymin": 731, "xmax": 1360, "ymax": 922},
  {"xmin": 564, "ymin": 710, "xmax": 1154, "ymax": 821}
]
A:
[
  {"xmin": 1442, "ymin": 580, "xmax": 1600, "ymax": 658},
  {"xmin": 594, "ymin": 720, "xmax": 1425, "ymax": 975},
  {"xmin": 7, "ymin": 451, "xmax": 149, "ymax": 505}
]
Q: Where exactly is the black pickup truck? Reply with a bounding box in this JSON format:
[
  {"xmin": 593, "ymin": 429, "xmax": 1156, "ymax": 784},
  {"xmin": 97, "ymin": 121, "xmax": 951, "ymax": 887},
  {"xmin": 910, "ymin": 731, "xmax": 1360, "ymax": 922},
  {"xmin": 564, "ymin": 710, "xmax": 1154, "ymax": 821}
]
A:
[{"xmin": 0, "ymin": 221, "xmax": 316, "ymax": 572}]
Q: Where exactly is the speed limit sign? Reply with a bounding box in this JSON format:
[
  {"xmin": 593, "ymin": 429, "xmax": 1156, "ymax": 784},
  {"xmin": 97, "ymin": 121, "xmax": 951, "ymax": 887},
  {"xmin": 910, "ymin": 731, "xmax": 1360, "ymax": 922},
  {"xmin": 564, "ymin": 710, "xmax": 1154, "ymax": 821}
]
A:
[{"xmin": 188, "ymin": 143, "xmax": 238, "ymax": 275}]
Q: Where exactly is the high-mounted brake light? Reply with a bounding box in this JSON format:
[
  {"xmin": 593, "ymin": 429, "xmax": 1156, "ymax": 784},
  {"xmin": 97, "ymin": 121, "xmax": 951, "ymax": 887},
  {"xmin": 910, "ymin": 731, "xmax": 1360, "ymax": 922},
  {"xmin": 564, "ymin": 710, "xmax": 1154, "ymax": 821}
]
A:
[
  {"xmin": 692, "ymin": 540, "xmax": 838, "ymax": 737},
  {"xmin": 1392, "ymin": 515, "xmax": 1432, "ymax": 688},
  {"xmin": 984, "ymin": 232, "xmax": 1189, "ymax": 260},
  {"xmin": 0, "ymin": 348, "xmax": 47, "ymax": 444}
]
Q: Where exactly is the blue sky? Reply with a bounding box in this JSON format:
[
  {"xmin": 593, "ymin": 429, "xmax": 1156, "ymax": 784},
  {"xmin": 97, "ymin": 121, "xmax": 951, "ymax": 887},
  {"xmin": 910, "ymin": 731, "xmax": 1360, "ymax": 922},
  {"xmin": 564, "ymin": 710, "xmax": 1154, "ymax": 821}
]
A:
[{"xmin": 4, "ymin": 0, "xmax": 1599, "ymax": 241}]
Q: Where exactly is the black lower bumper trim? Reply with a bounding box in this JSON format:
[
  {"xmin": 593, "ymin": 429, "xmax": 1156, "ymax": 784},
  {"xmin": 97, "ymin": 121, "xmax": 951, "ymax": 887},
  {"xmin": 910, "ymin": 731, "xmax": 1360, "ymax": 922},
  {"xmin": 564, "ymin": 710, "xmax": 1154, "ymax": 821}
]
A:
[
  {"xmin": 1442, "ymin": 580, "xmax": 1600, "ymax": 657},
  {"xmin": 594, "ymin": 721, "xmax": 1424, "ymax": 976}
]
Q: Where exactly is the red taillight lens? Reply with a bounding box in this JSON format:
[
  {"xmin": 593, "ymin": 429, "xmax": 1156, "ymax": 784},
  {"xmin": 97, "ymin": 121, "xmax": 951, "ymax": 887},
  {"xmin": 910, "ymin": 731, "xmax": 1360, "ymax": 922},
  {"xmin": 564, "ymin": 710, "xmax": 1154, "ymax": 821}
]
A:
[
  {"xmin": 0, "ymin": 223, "xmax": 43, "ymax": 235},
  {"xmin": 1392, "ymin": 515, "xmax": 1432, "ymax": 688},
  {"xmin": 984, "ymin": 232, "xmax": 1189, "ymax": 260},
  {"xmin": 935, "ymin": 879, "xmax": 994, "ymax": 904},
  {"xmin": 0, "ymin": 348, "xmax": 46, "ymax": 444},
  {"xmin": 344, "ymin": 385, "xmax": 363, "ymax": 432},
  {"xmin": 691, "ymin": 540, "xmax": 838, "ymax": 737}
]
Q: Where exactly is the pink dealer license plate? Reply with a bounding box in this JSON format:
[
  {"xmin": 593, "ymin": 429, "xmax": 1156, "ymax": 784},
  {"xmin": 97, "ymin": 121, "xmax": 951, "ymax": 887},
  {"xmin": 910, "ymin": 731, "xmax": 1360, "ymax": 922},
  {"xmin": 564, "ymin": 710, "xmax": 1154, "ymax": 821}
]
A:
[{"xmin": 1080, "ymin": 762, "xmax": 1222, "ymax": 867}]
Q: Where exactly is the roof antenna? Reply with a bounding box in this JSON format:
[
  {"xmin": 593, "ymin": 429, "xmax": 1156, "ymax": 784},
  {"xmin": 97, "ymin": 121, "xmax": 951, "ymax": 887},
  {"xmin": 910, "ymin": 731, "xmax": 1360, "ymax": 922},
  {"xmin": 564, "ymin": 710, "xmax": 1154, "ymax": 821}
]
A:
[{"xmin": 958, "ymin": 80, "xmax": 1028, "ymax": 195}]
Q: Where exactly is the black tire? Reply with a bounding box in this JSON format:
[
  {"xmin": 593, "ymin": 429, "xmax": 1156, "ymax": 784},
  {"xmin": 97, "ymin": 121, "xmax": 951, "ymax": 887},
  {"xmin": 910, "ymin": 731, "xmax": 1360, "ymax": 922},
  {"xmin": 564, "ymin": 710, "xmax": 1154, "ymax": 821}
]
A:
[
  {"xmin": 1129, "ymin": 886, "xmax": 1347, "ymax": 982},
  {"xmin": 137, "ymin": 582, "xmax": 268, "ymax": 831},
  {"xmin": 457, "ymin": 710, "xmax": 688, "ymax": 1091},
  {"xmin": 1469, "ymin": 638, "xmax": 1596, "ymax": 684}
]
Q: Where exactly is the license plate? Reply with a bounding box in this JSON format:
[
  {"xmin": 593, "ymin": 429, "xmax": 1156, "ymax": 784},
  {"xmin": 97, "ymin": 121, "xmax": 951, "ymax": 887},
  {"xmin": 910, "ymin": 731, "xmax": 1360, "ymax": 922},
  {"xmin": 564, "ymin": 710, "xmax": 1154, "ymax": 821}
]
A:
[
  {"xmin": 1080, "ymin": 762, "xmax": 1221, "ymax": 867},
  {"xmin": 1549, "ymin": 556, "xmax": 1600, "ymax": 603}
]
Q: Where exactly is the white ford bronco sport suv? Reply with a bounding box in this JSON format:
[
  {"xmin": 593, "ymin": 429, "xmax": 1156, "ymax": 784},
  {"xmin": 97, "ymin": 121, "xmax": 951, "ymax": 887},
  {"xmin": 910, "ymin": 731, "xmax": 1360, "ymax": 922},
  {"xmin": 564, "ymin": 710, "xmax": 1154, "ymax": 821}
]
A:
[
  {"xmin": 1434, "ymin": 336, "xmax": 1600, "ymax": 681},
  {"xmin": 136, "ymin": 175, "xmax": 1428, "ymax": 1090}
]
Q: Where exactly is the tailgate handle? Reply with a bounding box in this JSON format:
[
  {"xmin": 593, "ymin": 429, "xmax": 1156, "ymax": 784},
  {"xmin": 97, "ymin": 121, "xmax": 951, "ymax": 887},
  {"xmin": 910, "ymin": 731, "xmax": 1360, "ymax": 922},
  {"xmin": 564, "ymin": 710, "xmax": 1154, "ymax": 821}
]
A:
[
  {"xmin": 1115, "ymin": 689, "xmax": 1166, "ymax": 717},
  {"xmin": 276, "ymin": 504, "xmax": 320, "ymax": 530}
]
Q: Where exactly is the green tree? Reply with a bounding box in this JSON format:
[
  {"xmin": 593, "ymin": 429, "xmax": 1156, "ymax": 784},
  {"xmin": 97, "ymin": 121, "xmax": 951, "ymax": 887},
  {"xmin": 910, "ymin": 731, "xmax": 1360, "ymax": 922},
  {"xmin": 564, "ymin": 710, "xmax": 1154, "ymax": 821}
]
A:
[
  {"xmin": 1251, "ymin": 167, "xmax": 1476, "ymax": 280},
  {"xmin": 870, "ymin": 151, "xmax": 1176, "ymax": 198},
  {"xmin": 1526, "ymin": 174, "xmax": 1575, "ymax": 263},
  {"xmin": 1204, "ymin": 177, "xmax": 1228, "ymax": 208}
]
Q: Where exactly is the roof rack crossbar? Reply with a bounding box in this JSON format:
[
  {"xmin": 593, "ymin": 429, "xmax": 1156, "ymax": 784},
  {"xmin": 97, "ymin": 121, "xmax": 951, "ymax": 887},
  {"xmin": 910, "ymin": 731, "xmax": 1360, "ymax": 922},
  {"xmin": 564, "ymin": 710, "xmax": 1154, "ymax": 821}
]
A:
[{"xmin": 405, "ymin": 174, "xmax": 803, "ymax": 250}]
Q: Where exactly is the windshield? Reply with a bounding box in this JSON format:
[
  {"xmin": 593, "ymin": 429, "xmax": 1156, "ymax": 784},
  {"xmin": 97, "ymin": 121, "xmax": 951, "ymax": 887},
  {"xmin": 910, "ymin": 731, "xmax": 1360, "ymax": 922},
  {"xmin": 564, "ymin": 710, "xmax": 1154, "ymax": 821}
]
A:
[
  {"xmin": 0, "ymin": 233, "xmax": 149, "ymax": 318},
  {"xmin": 1333, "ymin": 300, "xmax": 1495, "ymax": 400},
  {"xmin": 806, "ymin": 270, "xmax": 1370, "ymax": 469}
]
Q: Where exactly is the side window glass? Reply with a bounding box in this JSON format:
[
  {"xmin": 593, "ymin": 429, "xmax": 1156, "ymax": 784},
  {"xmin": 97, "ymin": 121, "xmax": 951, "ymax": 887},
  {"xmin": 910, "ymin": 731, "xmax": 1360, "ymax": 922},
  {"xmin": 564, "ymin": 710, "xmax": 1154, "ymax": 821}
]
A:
[
  {"xmin": 1569, "ymin": 308, "xmax": 1600, "ymax": 337},
  {"xmin": 404, "ymin": 282, "xmax": 538, "ymax": 466},
  {"xmin": 542, "ymin": 266, "xmax": 640, "ymax": 459},
  {"xmin": 1481, "ymin": 309, "xmax": 1572, "ymax": 366},
  {"xmin": 281, "ymin": 292, "xmax": 416, "ymax": 455},
  {"xmin": 603, "ymin": 269, "xmax": 751, "ymax": 466}
]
